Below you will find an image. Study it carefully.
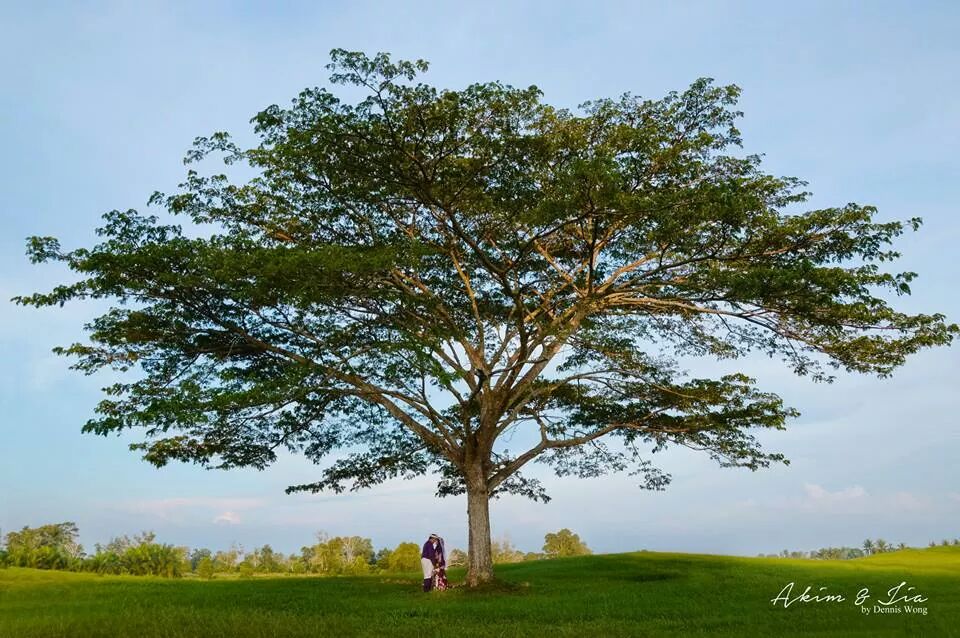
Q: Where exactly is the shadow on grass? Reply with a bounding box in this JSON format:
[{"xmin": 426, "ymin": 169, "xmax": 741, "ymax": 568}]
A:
[
  {"xmin": 622, "ymin": 572, "xmax": 682, "ymax": 584},
  {"xmin": 440, "ymin": 578, "xmax": 533, "ymax": 596}
]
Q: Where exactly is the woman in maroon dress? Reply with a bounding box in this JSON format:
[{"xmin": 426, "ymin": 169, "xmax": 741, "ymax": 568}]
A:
[{"xmin": 432, "ymin": 534, "xmax": 448, "ymax": 591}]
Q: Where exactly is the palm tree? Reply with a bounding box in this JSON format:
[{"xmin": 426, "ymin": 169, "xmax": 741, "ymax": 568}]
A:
[
  {"xmin": 875, "ymin": 539, "xmax": 889, "ymax": 553},
  {"xmin": 862, "ymin": 539, "xmax": 875, "ymax": 555}
]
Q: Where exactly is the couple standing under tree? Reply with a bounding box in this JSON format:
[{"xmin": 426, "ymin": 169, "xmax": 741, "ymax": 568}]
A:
[{"xmin": 420, "ymin": 533, "xmax": 447, "ymax": 592}]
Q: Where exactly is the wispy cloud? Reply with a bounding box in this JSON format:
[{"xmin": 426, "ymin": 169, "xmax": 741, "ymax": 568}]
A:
[
  {"xmin": 803, "ymin": 483, "xmax": 867, "ymax": 504},
  {"xmin": 112, "ymin": 497, "xmax": 266, "ymax": 522},
  {"xmin": 213, "ymin": 511, "xmax": 241, "ymax": 525},
  {"xmin": 732, "ymin": 483, "xmax": 949, "ymax": 517}
]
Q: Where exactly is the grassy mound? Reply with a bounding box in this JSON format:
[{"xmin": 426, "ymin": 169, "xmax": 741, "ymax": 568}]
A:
[{"xmin": 1, "ymin": 547, "xmax": 957, "ymax": 637}]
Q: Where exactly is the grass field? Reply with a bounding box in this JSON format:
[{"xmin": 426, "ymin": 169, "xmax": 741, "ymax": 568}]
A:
[{"xmin": 1, "ymin": 546, "xmax": 957, "ymax": 637}]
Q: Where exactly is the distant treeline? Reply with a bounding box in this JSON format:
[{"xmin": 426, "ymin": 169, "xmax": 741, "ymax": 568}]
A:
[
  {"xmin": 0, "ymin": 523, "xmax": 591, "ymax": 578},
  {"xmin": 758, "ymin": 537, "xmax": 960, "ymax": 560}
]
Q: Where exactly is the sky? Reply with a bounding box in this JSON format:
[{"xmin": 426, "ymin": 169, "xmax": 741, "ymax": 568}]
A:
[{"xmin": 1, "ymin": 1, "xmax": 958, "ymax": 558}]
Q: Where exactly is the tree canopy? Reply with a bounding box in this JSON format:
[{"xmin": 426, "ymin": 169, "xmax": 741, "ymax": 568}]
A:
[
  {"xmin": 543, "ymin": 528, "xmax": 591, "ymax": 558},
  {"xmin": 15, "ymin": 49, "xmax": 957, "ymax": 584}
]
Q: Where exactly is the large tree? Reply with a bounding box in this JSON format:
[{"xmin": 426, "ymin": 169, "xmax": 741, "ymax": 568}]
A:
[{"xmin": 15, "ymin": 50, "xmax": 956, "ymax": 585}]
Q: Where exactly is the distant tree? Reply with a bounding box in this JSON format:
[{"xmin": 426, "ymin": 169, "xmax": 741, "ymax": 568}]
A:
[
  {"xmin": 197, "ymin": 556, "xmax": 215, "ymax": 580},
  {"xmin": 824, "ymin": 547, "xmax": 864, "ymax": 560},
  {"xmin": 297, "ymin": 545, "xmax": 315, "ymax": 569},
  {"xmin": 523, "ymin": 552, "xmax": 544, "ymax": 561},
  {"xmin": 245, "ymin": 549, "xmax": 261, "ymax": 572},
  {"xmin": 447, "ymin": 548, "xmax": 468, "ymax": 567},
  {"xmin": 189, "ymin": 548, "xmax": 212, "ymax": 572},
  {"xmin": 307, "ymin": 538, "xmax": 342, "ymax": 574},
  {"xmin": 811, "ymin": 547, "xmax": 835, "ymax": 560},
  {"xmin": 542, "ymin": 528, "xmax": 591, "ymax": 558},
  {"xmin": 491, "ymin": 537, "xmax": 525, "ymax": 564},
  {"xmin": 386, "ymin": 542, "xmax": 421, "ymax": 573},
  {"xmin": 17, "ymin": 49, "xmax": 957, "ymax": 586},
  {"xmin": 372, "ymin": 547, "xmax": 393, "ymax": 570},
  {"xmin": 862, "ymin": 539, "xmax": 875, "ymax": 555},
  {"xmin": 286, "ymin": 554, "xmax": 307, "ymax": 574},
  {"xmin": 87, "ymin": 532, "xmax": 187, "ymax": 577},
  {"xmin": 250, "ymin": 544, "xmax": 284, "ymax": 573},
  {"xmin": 4, "ymin": 523, "xmax": 83, "ymax": 570},
  {"xmin": 213, "ymin": 547, "xmax": 240, "ymax": 573},
  {"xmin": 874, "ymin": 538, "xmax": 889, "ymax": 553},
  {"xmin": 103, "ymin": 531, "xmax": 156, "ymax": 554},
  {"xmin": 85, "ymin": 547, "xmax": 122, "ymax": 574},
  {"xmin": 896, "ymin": 542, "xmax": 907, "ymax": 551},
  {"xmin": 340, "ymin": 536, "xmax": 375, "ymax": 567},
  {"xmin": 305, "ymin": 535, "xmax": 374, "ymax": 575}
]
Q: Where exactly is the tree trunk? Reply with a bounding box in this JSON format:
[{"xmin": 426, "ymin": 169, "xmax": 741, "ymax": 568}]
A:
[{"xmin": 465, "ymin": 482, "xmax": 494, "ymax": 586}]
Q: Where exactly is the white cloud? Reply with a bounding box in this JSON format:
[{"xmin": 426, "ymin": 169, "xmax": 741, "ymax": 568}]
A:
[
  {"xmin": 803, "ymin": 483, "xmax": 867, "ymax": 503},
  {"xmin": 798, "ymin": 484, "xmax": 939, "ymax": 514},
  {"xmin": 213, "ymin": 511, "xmax": 241, "ymax": 525},
  {"xmin": 887, "ymin": 491, "xmax": 934, "ymax": 512},
  {"xmin": 732, "ymin": 483, "xmax": 950, "ymax": 521}
]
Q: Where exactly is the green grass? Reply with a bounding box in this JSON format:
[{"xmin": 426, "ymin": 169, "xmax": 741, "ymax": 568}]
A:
[{"xmin": 1, "ymin": 547, "xmax": 958, "ymax": 637}]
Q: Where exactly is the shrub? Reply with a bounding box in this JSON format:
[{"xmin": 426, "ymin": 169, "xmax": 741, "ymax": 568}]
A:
[
  {"xmin": 85, "ymin": 533, "xmax": 188, "ymax": 577},
  {"xmin": 85, "ymin": 550, "xmax": 123, "ymax": 574}
]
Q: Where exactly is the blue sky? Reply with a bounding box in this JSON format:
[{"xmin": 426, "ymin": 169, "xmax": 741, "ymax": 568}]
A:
[{"xmin": 1, "ymin": 1, "xmax": 958, "ymax": 557}]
